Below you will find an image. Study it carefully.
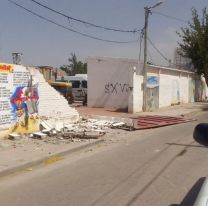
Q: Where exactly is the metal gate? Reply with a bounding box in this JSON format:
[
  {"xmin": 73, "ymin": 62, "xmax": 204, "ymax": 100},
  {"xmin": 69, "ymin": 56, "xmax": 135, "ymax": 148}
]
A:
[
  {"xmin": 146, "ymin": 76, "xmax": 159, "ymax": 111},
  {"xmin": 146, "ymin": 87, "xmax": 159, "ymax": 111}
]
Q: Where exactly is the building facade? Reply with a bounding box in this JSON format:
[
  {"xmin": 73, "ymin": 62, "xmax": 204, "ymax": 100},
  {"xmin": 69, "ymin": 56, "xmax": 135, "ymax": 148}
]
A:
[{"xmin": 87, "ymin": 57, "xmax": 207, "ymax": 113}]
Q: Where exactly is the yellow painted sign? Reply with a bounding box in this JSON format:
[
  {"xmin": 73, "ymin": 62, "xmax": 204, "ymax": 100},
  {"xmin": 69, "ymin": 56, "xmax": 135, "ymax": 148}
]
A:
[{"xmin": 0, "ymin": 64, "xmax": 14, "ymax": 73}]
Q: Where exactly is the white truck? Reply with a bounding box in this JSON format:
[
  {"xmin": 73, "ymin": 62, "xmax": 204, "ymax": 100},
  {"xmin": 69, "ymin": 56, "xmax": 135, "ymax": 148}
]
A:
[{"xmin": 56, "ymin": 74, "xmax": 87, "ymax": 104}]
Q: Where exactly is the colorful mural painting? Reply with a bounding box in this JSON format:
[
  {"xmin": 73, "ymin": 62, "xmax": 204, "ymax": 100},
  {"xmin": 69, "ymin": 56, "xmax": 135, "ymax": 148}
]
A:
[
  {"xmin": 0, "ymin": 63, "xmax": 39, "ymax": 134},
  {"xmin": 10, "ymin": 85, "xmax": 39, "ymax": 133},
  {"xmin": 146, "ymin": 76, "xmax": 159, "ymax": 88}
]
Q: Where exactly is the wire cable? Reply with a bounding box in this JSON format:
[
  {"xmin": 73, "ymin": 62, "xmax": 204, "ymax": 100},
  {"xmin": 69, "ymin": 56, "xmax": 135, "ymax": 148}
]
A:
[
  {"xmin": 152, "ymin": 11, "xmax": 188, "ymax": 23},
  {"xmin": 147, "ymin": 37, "xmax": 170, "ymax": 63},
  {"xmin": 29, "ymin": 0, "xmax": 141, "ymax": 33},
  {"xmin": 8, "ymin": 0, "xmax": 139, "ymax": 44},
  {"xmin": 147, "ymin": 49, "xmax": 154, "ymax": 64}
]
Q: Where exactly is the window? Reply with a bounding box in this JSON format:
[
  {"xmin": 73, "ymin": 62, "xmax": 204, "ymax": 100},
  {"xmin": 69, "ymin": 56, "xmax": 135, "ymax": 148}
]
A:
[
  {"xmin": 82, "ymin": 80, "xmax": 87, "ymax": 88},
  {"xmin": 70, "ymin": 80, "xmax": 80, "ymax": 88}
]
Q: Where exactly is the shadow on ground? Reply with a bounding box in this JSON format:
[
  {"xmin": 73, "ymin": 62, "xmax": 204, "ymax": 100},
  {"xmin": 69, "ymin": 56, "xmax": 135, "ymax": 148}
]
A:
[{"xmin": 169, "ymin": 177, "xmax": 206, "ymax": 206}]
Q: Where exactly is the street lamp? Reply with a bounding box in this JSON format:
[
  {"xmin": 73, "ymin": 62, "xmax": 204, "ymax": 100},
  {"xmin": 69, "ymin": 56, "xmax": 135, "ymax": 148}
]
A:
[{"xmin": 142, "ymin": 1, "xmax": 163, "ymax": 112}]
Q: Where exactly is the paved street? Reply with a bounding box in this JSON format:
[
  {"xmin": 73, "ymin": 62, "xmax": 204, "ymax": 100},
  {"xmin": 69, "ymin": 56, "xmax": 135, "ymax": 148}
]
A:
[{"xmin": 0, "ymin": 112, "xmax": 208, "ymax": 206}]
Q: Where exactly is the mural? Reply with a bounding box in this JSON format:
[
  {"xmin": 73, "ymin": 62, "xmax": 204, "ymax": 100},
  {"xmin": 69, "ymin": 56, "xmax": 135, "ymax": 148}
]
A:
[
  {"xmin": 146, "ymin": 76, "xmax": 159, "ymax": 88},
  {"xmin": 10, "ymin": 85, "xmax": 39, "ymax": 133},
  {"xmin": 0, "ymin": 63, "xmax": 39, "ymax": 134}
]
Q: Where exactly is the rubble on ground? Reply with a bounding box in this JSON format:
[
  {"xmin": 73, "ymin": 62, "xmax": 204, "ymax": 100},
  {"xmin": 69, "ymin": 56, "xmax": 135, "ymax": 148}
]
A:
[
  {"xmin": 38, "ymin": 117, "xmax": 127, "ymax": 139},
  {"xmin": 4, "ymin": 117, "xmax": 128, "ymax": 148}
]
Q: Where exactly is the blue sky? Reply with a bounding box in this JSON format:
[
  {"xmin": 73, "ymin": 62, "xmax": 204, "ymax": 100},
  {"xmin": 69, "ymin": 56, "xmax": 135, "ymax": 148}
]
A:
[{"xmin": 0, "ymin": 0, "xmax": 207, "ymax": 67}]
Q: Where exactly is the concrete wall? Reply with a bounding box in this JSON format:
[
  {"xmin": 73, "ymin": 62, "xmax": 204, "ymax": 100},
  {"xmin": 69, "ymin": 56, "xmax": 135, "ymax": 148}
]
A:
[
  {"xmin": 0, "ymin": 64, "xmax": 79, "ymax": 138},
  {"xmin": 147, "ymin": 65, "xmax": 195, "ymax": 108},
  {"xmin": 87, "ymin": 57, "xmax": 206, "ymax": 113},
  {"xmin": 0, "ymin": 63, "xmax": 39, "ymax": 136},
  {"xmin": 87, "ymin": 57, "xmax": 140, "ymax": 109}
]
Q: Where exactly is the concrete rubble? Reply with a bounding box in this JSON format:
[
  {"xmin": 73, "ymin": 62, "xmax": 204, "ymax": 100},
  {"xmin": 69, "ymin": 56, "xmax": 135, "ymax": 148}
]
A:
[
  {"xmin": 38, "ymin": 117, "xmax": 127, "ymax": 140},
  {"xmin": 3, "ymin": 117, "xmax": 127, "ymax": 148}
]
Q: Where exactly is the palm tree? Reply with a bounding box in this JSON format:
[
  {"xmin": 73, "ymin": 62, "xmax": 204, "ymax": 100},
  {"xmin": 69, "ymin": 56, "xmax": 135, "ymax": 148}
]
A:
[
  {"xmin": 68, "ymin": 53, "xmax": 78, "ymax": 75},
  {"xmin": 60, "ymin": 53, "xmax": 87, "ymax": 75}
]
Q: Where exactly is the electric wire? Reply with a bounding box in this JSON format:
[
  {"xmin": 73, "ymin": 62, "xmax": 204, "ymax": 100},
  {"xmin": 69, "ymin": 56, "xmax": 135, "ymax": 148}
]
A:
[
  {"xmin": 29, "ymin": 0, "xmax": 141, "ymax": 33},
  {"xmin": 152, "ymin": 11, "xmax": 188, "ymax": 23},
  {"xmin": 8, "ymin": 0, "xmax": 139, "ymax": 44},
  {"xmin": 147, "ymin": 49, "xmax": 154, "ymax": 64},
  {"xmin": 147, "ymin": 37, "xmax": 170, "ymax": 63}
]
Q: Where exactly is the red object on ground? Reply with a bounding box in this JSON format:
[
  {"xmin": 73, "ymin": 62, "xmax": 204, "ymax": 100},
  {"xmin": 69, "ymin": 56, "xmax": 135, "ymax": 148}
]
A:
[{"xmin": 132, "ymin": 115, "xmax": 195, "ymax": 129}]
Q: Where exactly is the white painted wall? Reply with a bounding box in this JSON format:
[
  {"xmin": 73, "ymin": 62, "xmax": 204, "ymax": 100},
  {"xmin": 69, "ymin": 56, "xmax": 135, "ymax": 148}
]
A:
[
  {"xmin": 87, "ymin": 57, "xmax": 140, "ymax": 109},
  {"xmin": 88, "ymin": 57, "xmax": 206, "ymax": 113},
  {"xmin": 158, "ymin": 70, "xmax": 194, "ymax": 107},
  {"xmin": 128, "ymin": 67, "xmax": 143, "ymax": 113}
]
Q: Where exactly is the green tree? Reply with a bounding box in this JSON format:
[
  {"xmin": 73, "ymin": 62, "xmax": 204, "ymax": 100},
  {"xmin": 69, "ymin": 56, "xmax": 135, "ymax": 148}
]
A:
[
  {"xmin": 60, "ymin": 53, "xmax": 87, "ymax": 75},
  {"xmin": 178, "ymin": 8, "xmax": 208, "ymax": 85},
  {"xmin": 59, "ymin": 65, "xmax": 72, "ymax": 75}
]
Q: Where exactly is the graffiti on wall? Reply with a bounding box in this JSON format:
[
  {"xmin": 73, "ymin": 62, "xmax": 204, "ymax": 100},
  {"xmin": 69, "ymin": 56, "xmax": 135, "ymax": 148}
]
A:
[
  {"xmin": 171, "ymin": 80, "xmax": 180, "ymax": 105},
  {"xmin": 104, "ymin": 82, "xmax": 130, "ymax": 94},
  {"xmin": 0, "ymin": 63, "xmax": 39, "ymax": 133}
]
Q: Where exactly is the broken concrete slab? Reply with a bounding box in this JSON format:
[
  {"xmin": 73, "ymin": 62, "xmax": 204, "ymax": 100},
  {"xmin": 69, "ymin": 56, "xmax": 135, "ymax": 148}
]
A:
[
  {"xmin": 8, "ymin": 133, "xmax": 21, "ymax": 141},
  {"xmin": 33, "ymin": 132, "xmax": 47, "ymax": 139}
]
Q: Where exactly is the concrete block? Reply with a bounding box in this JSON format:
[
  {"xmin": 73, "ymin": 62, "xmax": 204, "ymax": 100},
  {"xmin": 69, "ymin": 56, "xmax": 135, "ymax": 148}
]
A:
[
  {"xmin": 33, "ymin": 132, "xmax": 47, "ymax": 139},
  {"xmin": 8, "ymin": 133, "xmax": 21, "ymax": 141}
]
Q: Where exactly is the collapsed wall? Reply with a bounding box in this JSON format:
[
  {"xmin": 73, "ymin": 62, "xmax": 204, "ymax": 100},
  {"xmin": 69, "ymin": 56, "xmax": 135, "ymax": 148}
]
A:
[
  {"xmin": 29, "ymin": 67, "xmax": 79, "ymax": 122},
  {"xmin": 0, "ymin": 63, "xmax": 79, "ymax": 137}
]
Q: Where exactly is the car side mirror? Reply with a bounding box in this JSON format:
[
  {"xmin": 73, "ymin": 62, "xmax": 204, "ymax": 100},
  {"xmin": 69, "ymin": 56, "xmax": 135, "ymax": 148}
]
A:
[{"xmin": 193, "ymin": 123, "xmax": 208, "ymax": 146}]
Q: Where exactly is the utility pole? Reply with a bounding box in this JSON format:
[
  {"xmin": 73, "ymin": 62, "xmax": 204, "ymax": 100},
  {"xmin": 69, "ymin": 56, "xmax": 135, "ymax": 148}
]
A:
[
  {"xmin": 143, "ymin": 7, "xmax": 149, "ymax": 112},
  {"xmin": 12, "ymin": 52, "xmax": 23, "ymax": 65},
  {"xmin": 143, "ymin": 1, "xmax": 163, "ymax": 112}
]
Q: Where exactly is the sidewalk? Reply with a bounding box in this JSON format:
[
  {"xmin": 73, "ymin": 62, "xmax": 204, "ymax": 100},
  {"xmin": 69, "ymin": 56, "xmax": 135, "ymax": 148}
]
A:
[
  {"xmin": 0, "ymin": 102, "xmax": 207, "ymax": 178},
  {"xmin": 76, "ymin": 102, "xmax": 208, "ymax": 121},
  {"xmin": 0, "ymin": 137, "xmax": 104, "ymax": 178}
]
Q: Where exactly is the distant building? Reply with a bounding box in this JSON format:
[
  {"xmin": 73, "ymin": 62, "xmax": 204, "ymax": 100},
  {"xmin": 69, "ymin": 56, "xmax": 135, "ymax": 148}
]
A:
[
  {"xmin": 36, "ymin": 66, "xmax": 53, "ymax": 81},
  {"xmin": 35, "ymin": 66, "xmax": 67, "ymax": 81},
  {"xmin": 174, "ymin": 48, "xmax": 193, "ymax": 71}
]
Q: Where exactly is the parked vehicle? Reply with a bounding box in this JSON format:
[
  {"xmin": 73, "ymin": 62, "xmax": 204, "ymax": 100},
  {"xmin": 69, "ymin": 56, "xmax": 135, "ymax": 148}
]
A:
[
  {"xmin": 48, "ymin": 81, "xmax": 74, "ymax": 104},
  {"xmin": 56, "ymin": 75, "xmax": 87, "ymax": 104}
]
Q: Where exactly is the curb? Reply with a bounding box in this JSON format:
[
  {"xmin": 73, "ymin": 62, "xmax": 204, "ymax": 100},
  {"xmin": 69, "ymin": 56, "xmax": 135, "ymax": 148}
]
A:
[{"xmin": 0, "ymin": 138, "xmax": 105, "ymax": 178}]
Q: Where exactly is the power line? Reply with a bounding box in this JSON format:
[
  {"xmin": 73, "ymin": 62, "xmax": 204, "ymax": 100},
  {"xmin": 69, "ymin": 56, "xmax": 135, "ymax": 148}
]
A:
[
  {"xmin": 8, "ymin": 0, "xmax": 139, "ymax": 44},
  {"xmin": 29, "ymin": 0, "xmax": 141, "ymax": 33},
  {"xmin": 147, "ymin": 49, "xmax": 154, "ymax": 64},
  {"xmin": 152, "ymin": 11, "xmax": 188, "ymax": 23},
  {"xmin": 147, "ymin": 37, "xmax": 170, "ymax": 63}
]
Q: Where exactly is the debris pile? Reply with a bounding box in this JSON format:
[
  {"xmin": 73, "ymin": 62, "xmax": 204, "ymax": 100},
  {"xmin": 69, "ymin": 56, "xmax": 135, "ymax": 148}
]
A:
[
  {"xmin": 7, "ymin": 118, "xmax": 127, "ymax": 146},
  {"xmin": 38, "ymin": 118, "xmax": 126, "ymax": 140}
]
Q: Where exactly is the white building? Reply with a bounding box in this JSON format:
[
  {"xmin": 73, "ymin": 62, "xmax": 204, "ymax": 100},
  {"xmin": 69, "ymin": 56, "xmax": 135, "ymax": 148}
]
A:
[{"xmin": 87, "ymin": 57, "xmax": 207, "ymax": 113}]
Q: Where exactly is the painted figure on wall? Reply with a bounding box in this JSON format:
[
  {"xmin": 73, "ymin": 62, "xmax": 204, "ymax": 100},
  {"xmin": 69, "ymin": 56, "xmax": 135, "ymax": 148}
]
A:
[{"xmin": 10, "ymin": 85, "xmax": 39, "ymax": 133}]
